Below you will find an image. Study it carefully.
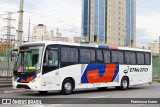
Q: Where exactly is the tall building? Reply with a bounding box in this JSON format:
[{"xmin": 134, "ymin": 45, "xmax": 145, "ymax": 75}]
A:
[
  {"xmin": 74, "ymin": 36, "xmax": 82, "ymax": 43},
  {"xmin": 82, "ymin": 0, "xmax": 136, "ymax": 47},
  {"xmin": 52, "ymin": 37, "xmax": 69, "ymax": 42},
  {"xmin": 32, "ymin": 24, "xmax": 49, "ymax": 42}
]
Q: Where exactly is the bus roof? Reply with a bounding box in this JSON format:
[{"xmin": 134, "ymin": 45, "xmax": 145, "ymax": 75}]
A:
[{"xmin": 22, "ymin": 41, "xmax": 151, "ymax": 52}]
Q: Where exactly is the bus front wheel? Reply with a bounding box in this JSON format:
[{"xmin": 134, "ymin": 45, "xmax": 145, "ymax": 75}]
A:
[{"xmin": 61, "ymin": 79, "xmax": 74, "ymax": 95}]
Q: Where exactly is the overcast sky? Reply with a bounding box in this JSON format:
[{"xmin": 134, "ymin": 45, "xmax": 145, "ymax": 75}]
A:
[{"xmin": 0, "ymin": 0, "xmax": 160, "ymax": 47}]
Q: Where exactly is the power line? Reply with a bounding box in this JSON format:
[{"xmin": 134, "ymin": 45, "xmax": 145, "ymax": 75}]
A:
[{"xmin": 2, "ymin": 12, "xmax": 16, "ymax": 50}]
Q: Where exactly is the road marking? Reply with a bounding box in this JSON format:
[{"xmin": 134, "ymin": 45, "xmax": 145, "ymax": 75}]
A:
[
  {"xmin": 88, "ymin": 96, "xmax": 106, "ymax": 98},
  {"xmin": 47, "ymin": 104, "xmax": 62, "ymax": 107}
]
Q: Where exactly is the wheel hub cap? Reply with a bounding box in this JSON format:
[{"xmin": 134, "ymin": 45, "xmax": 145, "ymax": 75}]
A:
[
  {"xmin": 122, "ymin": 80, "xmax": 128, "ymax": 88},
  {"xmin": 64, "ymin": 83, "xmax": 72, "ymax": 91}
]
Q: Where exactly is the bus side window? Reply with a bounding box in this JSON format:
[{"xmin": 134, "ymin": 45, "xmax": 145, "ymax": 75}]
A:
[
  {"xmin": 112, "ymin": 51, "xmax": 118, "ymax": 64},
  {"xmin": 97, "ymin": 50, "xmax": 103, "ymax": 63},
  {"xmin": 131, "ymin": 52, "xmax": 136, "ymax": 64},
  {"xmin": 90, "ymin": 49, "xmax": 96, "ymax": 63},
  {"xmin": 118, "ymin": 51, "xmax": 124, "ymax": 64},
  {"xmin": 125, "ymin": 52, "xmax": 131, "ymax": 64},
  {"xmin": 137, "ymin": 52, "xmax": 145, "ymax": 65},
  {"xmin": 145, "ymin": 53, "xmax": 150, "ymax": 65},
  {"xmin": 43, "ymin": 50, "xmax": 58, "ymax": 66},
  {"xmin": 48, "ymin": 51, "xmax": 58, "ymax": 66},
  {"xmin": 103, "ymin": 50, "xmax": 111, "ymax": 63},
  {"xmin": 80, "ymin": 49, "xmax": 90, "ymax": 63}
]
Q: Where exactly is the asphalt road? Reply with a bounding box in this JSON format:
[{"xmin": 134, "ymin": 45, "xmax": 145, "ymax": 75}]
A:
[{"xmin": 0, "ymin": 83, "xmax": 160, "ymax": 107}]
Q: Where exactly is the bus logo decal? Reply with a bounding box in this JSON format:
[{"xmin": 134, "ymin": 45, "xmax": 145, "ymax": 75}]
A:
[
  {"xmin": 81, "ymin": 64, "xmax": 119, "ymax": 83},
  {"xmin": 124, "ymin": 66, "xmax": 129, "ymax": 74}
]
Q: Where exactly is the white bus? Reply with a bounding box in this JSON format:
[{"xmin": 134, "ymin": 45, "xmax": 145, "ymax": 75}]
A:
[{"xmin": 12, "ymin": 41, "xmax": 152, "ymax": 95}]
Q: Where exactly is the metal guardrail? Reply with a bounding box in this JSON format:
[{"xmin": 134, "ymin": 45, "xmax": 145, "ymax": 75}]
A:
[{"xmin": 0, "ymin": 76, "xmax": 12, "ymax": 87}]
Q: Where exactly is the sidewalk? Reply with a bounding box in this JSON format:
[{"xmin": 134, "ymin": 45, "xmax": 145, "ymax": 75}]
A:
[{"xmin": 0, "ymin": 87, "xmax": 25, "ymax": 94}]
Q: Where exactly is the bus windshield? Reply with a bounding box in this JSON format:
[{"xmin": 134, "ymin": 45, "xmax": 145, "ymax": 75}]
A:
[{"xmin": 14, "ymin": 45, "xmax": 44, "ymax": 72}]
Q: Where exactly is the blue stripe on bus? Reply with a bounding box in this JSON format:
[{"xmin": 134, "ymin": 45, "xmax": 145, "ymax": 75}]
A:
[
  {"xmin": 98, "ymin": 46, "xmax": 109, "ymax": 49},
  {"xmin": 112, "ymin": 65, "xmax": 119, "ymax": 82}
]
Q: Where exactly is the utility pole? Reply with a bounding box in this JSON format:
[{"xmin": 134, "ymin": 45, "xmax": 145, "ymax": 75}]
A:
[
  {"xmin": 17, "ymin": 0, "xmax": 24, "ymax": 49},
  {"xmin": 28, "ymin": 18, "xmax": 30, "ymax": 42}
]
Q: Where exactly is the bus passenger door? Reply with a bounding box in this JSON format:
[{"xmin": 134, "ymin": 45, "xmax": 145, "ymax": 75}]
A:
[{"xmin": 42, "ymin": 46, "xmax": 59, "ymax": 74}]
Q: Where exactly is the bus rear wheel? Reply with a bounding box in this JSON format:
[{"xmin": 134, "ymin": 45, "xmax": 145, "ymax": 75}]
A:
[
  {"xmin": 61, "ymin": 79, "xmax": 74, "ymax": 95},
  {"xmin": 120, "ymin": 77, "xmax": 129, "ymax": 90}
]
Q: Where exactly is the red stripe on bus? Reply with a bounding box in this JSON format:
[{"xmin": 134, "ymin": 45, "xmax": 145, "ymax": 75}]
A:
[
  {"xmin": 87, "ymin": 64, "xmax": 117, "ymax": 83},
  {"xmin": 109, "ymin": 46, "xmax": 118, "ymax": 50}
]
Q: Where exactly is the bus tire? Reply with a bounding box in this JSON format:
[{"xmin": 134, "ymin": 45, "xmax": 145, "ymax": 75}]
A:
[
  {"xmin": 61, "ymin": 79, "xmax": 73, "ymax": 95},
  {"xmin": 120, "ymin": 77, "xmax": 129, "ymax": 90},
  {"xmin": 38, "ymin": 91, "xmax": 48, "ymax": 94}
]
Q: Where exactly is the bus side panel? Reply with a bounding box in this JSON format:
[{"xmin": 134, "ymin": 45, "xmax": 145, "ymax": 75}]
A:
[
  {"xmin": 119, "ymin": 65, "xmax": 152, "ymax": 86},
  {"xmin": 39, "ymin": 64, "xmax": 81, "ymax": 91},
  {"xmin": 78, "ymin": 64, "xmax": 121, "ymax": 88}
]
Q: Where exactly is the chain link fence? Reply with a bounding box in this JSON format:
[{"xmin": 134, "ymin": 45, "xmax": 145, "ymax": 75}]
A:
[
  {"xmin": 0, "ymin": 50, "xmax": 15, "ymax": 77},
  {"xmin": 152, "ymin": 56, "xmax": 160, "ymax": 79}
]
